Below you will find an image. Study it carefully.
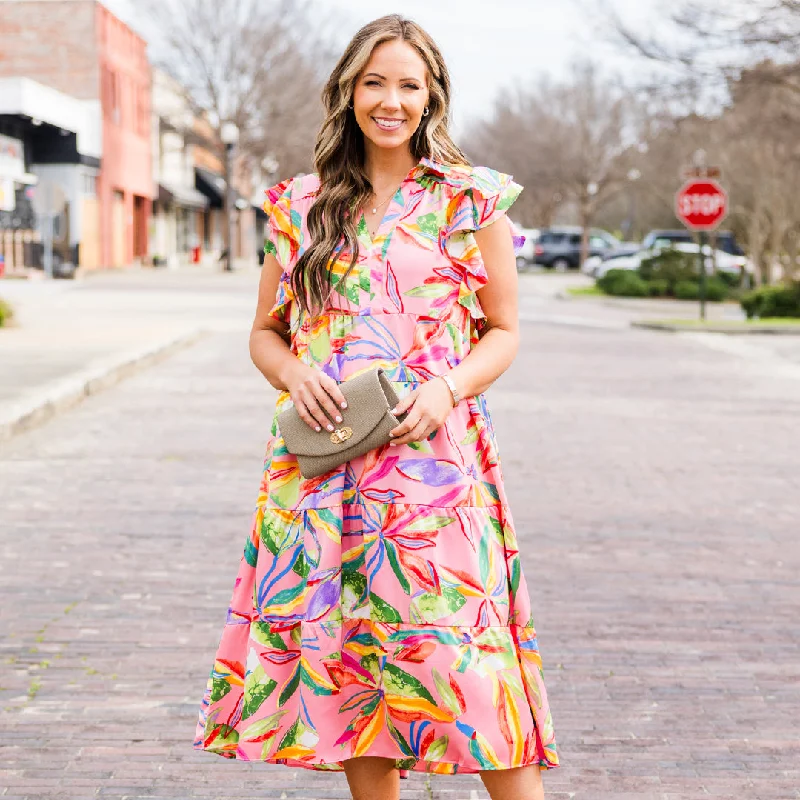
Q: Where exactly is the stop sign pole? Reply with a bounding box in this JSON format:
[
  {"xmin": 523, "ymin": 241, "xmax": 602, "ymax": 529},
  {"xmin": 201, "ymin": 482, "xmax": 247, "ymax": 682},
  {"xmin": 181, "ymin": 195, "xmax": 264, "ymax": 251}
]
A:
[{"xmin": 675, "ymin": 177, "xmax": 729, "ymax": 321}]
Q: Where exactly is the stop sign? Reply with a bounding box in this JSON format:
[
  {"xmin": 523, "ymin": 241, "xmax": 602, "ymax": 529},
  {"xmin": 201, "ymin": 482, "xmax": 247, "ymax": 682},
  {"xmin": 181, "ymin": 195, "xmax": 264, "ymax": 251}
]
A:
[{"xmin": 675, "ymin": 179, "xmax": 728, "ymax": 231}]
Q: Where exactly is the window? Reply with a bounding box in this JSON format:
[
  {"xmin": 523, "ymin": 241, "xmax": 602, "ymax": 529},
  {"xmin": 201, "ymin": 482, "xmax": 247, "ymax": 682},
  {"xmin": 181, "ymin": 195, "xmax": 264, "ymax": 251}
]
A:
[
  {"xmin": 654, "ymin": 237, "xmax": 686, "ymax": 249},
  {"xmin": 716, "ymin": 235, "xmax": 743, "ymax": 256},
  {"xmin": 106, "ymin": 68, "xmax": 121, "ymax": 124},
  {"xmin": 135, "ymin": 84, "xmax": 149, "ymax": 136},
  {"xmin": 540, "ymin": 233, "xmax": 564, "ymax": 245},
  {"xmin": 82, "ymin": 173, "xmax": 98, "ymax": 196}
]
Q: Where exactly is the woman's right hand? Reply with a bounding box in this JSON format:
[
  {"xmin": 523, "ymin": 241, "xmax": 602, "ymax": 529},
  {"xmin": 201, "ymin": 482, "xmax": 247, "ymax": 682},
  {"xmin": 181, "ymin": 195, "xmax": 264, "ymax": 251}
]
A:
[{"xmin": 283, "ymin": 361, "xmax": 348, "ymax": 433}]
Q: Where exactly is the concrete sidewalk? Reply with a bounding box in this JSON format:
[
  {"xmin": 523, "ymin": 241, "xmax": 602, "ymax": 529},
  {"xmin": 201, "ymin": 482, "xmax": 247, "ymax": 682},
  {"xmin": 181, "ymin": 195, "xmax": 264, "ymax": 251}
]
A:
[{"xmin": 0, "ymin": 265, "xmax": 260, "ymax": 441}]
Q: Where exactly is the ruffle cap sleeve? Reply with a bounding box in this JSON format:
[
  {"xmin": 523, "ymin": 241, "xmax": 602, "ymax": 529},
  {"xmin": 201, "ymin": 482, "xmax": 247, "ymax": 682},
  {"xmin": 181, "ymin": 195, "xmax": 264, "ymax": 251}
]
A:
[
  {"xmin": 263, "ymin": 177, "xmax": 299, "ymax": 270},
  {"xmin": 442, "ymin": 165, "xmax": 524, "ymax": 324},
  {"xmin": 445, "ymin": 165, "xmax": 523, "ymax": 236},
  {"xmin": 262, "ymin": 177, "xmax": 299, "ymax": 325}
]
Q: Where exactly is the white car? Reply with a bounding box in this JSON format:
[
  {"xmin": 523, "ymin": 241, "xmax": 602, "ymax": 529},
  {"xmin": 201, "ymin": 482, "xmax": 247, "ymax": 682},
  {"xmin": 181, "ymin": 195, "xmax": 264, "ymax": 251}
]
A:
[
  {"xmin": 594, "ymin": 251, "xmax": 643, "ymax": 278},
  {"xmin": 512, "ymin": 226, "xmax": 540, "ymax": 269},
  {"xmin": 583, "ymin": 252, "xmax": 637, "ymax": 277},
  {"xmin": 581, "ymin": 254, "xmax": 603, "ymax": 277},
  {"xmin": 594, "ymin": 242, "xmax": 754, "ymax": 280},
  {"xmin": 582, "ymin": 242, "xmax": 641, "ymax": 277}
]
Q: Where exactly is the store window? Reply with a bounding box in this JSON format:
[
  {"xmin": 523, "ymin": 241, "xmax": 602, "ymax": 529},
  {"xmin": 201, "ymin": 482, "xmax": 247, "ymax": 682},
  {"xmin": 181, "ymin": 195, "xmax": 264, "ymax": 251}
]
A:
[{"xmin": 82, "ymin": 173, "xmax": 98, "ymax": 196}]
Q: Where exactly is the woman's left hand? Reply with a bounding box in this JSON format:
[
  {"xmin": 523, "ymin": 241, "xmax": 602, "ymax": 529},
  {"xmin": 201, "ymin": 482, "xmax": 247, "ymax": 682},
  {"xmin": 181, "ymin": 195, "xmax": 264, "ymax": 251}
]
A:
[{"xmin": 388, "ymin": 377, "xmax": 456, "ymax": 446}]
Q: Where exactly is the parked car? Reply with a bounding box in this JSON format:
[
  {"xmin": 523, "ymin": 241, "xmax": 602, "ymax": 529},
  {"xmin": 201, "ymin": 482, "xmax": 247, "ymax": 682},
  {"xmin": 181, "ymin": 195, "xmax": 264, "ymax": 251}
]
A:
[
  {"xmin": 512, "ymin": 226, "xmax": 540, "ymax": 269},
  {"xmin": 582, "ymin": 248, "xmax": 638, "ymax": 278},
  {"xmin": 641, "ymin": 229, "xmax": 745, "ymax": 257},
  {"xmin": 581, "ymin": 242, "xmax": 642, "ymax": 277},
  {"xmin": 594, "ymin": 241, "xmax": 754, "ymax": 280},
  {"xmin": 534, "ymin": 227, "xmax": 620, "ymax": 270}
]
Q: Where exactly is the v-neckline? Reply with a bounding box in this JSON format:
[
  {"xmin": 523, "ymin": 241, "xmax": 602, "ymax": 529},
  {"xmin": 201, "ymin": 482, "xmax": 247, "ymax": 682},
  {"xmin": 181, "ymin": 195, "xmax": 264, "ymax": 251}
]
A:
[
  {"xmin": 358, "ymin": 159, "xmax": 424, "ymax": 247},
  {"xmin": 360, "ymin": 188, "xmax": 400, "ymax": 246}
]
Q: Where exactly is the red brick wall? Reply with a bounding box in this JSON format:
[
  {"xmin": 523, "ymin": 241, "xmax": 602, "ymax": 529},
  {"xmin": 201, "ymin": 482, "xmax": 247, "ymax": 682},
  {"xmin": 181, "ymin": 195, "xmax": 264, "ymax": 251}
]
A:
[
  {"xmin": 0, "ymin": 1, "xmax": 99, "ymax": 98},
  {"xmin": 0, "ymin": 1, "xmax": 153, "ymax": 268},
  {"xmin": 95, "ymin": 1, "xmax": 153, "ymax": 266}
]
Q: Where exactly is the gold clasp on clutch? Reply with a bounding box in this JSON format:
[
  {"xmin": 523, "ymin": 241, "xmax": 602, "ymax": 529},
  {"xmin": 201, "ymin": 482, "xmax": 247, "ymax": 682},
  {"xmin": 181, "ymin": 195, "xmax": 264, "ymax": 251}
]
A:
[{"xmin": 330, "ymin": 426, "xmax": 353, "ymax": 445}]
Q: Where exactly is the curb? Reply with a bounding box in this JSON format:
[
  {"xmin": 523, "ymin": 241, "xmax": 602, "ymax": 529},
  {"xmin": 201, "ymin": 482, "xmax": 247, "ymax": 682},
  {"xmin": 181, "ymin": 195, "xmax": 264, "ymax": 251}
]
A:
[
  {"xmin": 557, "ymin": 290, "xmax": 744, "ymax": 313},
  {"xmin": 0, "ymin": 328, "xmax": 205, "ymax": 443},
  {"xmin": 518, "ymin": 311, "xmax": 628, "ymax": 331},
  {"xmin": 631, "ymin": 320, "xmax": 800, "ymax": 335}
]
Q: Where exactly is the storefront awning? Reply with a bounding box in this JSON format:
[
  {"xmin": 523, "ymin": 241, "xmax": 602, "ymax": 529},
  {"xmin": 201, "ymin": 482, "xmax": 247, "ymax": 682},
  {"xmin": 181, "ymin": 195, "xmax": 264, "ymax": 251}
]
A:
[
  {"xmin": 195, "ymin": 166, "xmax": 226, "ymax": 209},
  {"xmin": 159, "ymin": 181, "xmax": 209, "ymax": 210},
  {"xmin": 0, "ymin": 77, "xmax": 102, "ymax": 161},
  {"xmin": 195, "ymin": 166, "xmax": 248, "ymax": 211}
]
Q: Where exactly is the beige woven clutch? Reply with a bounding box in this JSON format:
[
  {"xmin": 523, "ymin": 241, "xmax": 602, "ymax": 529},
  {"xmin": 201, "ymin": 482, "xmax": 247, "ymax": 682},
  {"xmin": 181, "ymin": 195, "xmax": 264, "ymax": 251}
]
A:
[{"xmin": 277, "ymin": 367, "xmax": 408, "ymax": 479}]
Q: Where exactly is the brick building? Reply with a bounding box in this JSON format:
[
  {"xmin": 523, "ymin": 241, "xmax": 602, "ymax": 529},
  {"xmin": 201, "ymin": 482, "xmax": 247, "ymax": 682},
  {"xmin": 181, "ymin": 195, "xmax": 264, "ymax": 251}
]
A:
[
  {"xmin": 149, "ymin": 68, "xmax": 208, "ymax": 268},
  {"xmin": 0, "ymin": 0, "xmax": 153, "ymax": 270},
  {"xmin": 190, "ymin": 114, "xmax": 258, "ymax": 267},
  {"xmin": 0, "ymin": 76, "xmax": 102, "ymax": 274},
  {"xmin": 149, "ymin": 70, "xmax": 260, "ymax": 270}
]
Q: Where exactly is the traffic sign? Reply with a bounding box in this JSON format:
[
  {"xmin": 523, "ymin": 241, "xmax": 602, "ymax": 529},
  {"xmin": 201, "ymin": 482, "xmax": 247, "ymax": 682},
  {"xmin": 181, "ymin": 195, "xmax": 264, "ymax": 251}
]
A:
[{"xmin": 675, "ymin": 179, "xmax": 728, "ymax": 231}]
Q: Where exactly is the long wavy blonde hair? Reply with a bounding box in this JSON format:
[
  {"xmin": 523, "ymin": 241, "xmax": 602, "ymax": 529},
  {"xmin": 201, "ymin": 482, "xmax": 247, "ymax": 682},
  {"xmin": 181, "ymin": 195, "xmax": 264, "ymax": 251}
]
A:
[{"xmin": 291, "ymin": 14, "xmax": 470, "ymax": 316}]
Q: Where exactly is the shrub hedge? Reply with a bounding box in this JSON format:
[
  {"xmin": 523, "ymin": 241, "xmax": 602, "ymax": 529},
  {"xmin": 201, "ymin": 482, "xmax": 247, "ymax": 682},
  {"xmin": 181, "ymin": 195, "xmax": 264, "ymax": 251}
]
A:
[
  {"xmin": 598, "ymin": 268, "xmax": 729, "ymax": 302},
  {"xmin": 595, "ymin": 244, "xmax": 742, "ymax": 302},
  {"xmin": 674, "ymin": 277, "xmax": 728, "ymax": 302},
  {"xmin": 705, "ymin": 277, "xmax": 729, "ymax": 302},
  {"xmin": 740, "ymin": 283, "xmax": 800, "ymax": 318},
  {"xmin": 674, "ymin": 280, "xmax": 700, "ymax": 301},
  {"xmin": 0, "ymin": 298, "xmax": 12, "ymax": 327},
  {"xmin": 638, "ymin": 249, "xmax": 698, "ymax": 290},
  {"xmin": 647, "ymin": 278, "xmax": 669, "ymax": 297},
  {"xmin": 597, "ymin": 269, "xmax": 649, "ymax": 297}
]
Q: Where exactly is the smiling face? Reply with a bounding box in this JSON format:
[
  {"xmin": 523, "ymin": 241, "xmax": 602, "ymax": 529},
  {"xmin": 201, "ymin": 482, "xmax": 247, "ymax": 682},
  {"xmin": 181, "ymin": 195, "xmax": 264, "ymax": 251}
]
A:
[{"xmin": 352, "ymin": 39, "xmax": 430, "ymax": 156}]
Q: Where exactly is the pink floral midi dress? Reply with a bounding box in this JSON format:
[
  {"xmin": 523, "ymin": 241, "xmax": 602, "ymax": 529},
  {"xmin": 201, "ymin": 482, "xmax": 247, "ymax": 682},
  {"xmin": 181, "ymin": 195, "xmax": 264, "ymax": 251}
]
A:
[{"xmin": 194, "ymin": 156, "xmax": 559, "ymax": 775}]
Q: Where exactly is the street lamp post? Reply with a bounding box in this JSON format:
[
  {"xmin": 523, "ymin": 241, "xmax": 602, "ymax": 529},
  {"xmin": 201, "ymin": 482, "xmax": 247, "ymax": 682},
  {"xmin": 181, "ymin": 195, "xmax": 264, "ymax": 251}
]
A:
[
  {"xmin": 220, "ymin": 121, "xmax": 239, "ymax": 272},
  {"xmin": 579, "ymin": 182, "xmax": 599, "ymax": 269},
  {"xmin": 625, "ymin": 168, "xmax": 641, "ymax": 240}
]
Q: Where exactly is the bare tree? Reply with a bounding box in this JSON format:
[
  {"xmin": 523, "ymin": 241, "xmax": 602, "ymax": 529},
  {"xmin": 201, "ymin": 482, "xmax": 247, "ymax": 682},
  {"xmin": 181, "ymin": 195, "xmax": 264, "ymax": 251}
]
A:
[
  {"xmin": 464, "ymin": 64, "xmax": 633, "ymax": 263},
  {"xmin": 141, "ymin": 0, "xmax": 332, "ymax": 179},
  {"xmin": 602, "ymin": 0, "xmax": 800, "ymax": 98},
  {"xmin": 717, "ymin": 65, "xmax": 800, "ymax": 283},
  {"xmin": 553, "ymin": 64, "xmax": 634, "ymax": 263},
  {"xmin": 462, "ymin": 82, "xmax": 570, "ymax": 229},
  {"xmin": 138, "ymin": 0, "xmax": 334, "ymax": 271},
  {"xmin": 594, "ymin": 0, "xmax": 800, "ymax": 280}
]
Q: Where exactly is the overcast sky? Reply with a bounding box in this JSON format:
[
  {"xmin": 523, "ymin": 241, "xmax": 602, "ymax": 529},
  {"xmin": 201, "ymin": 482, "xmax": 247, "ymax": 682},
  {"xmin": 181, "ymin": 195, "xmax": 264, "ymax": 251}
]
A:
[
  {"xmin": 323, "ymin": 0, "xmax": 660, "ymax": 129},
  {"xmin": 102, "ymin": 0, "xmax": 660, "ymax": 131}
]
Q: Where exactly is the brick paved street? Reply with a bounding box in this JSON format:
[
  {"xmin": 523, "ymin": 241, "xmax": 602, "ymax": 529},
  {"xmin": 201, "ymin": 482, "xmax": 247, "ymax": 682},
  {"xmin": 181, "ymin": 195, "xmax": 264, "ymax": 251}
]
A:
[{"xmin": 1, "ymin": 277, "xmax": 799, "ymax": 799}]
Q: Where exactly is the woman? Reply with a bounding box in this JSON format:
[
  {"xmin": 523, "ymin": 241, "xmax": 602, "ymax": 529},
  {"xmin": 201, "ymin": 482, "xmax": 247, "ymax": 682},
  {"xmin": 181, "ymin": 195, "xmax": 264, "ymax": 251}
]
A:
[{"xmin": 194, "ymin": 14, "xmax": 559, "ymax": 800}]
